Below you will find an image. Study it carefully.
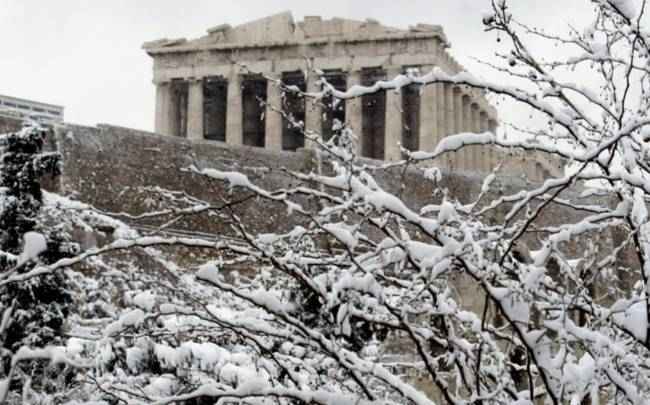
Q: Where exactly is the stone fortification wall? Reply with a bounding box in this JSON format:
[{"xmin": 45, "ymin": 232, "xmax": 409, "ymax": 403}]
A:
[
  {"xmin": 0, "ymin": 114, "xmax": 636, "ymax": 302},
  {"xmin": 0, "ymin": 115, "xmax": 638, "ymax": 401},
  {"xmin": 0, "ymin": 115, "xmax": 599, "ymax": 249},
  {"xmin": 0, "ymin": 115, "xmax": 618, "ymax": 257}
]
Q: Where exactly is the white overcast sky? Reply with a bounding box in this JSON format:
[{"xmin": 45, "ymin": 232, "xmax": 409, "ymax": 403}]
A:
[{"xmin": 1, "ymin": 1, "xmax": 594, "ymax": 132}]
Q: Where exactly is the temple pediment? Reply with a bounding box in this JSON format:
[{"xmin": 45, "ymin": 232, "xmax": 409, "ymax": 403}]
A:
[{"xmin": 143, "ymin": 12, "xmax": 448, "ymax": 53}]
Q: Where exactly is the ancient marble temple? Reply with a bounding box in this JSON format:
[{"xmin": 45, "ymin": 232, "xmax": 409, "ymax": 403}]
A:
[{"xmin": 143, "ymin": 12, "xmax": 561, "ymax": 178}]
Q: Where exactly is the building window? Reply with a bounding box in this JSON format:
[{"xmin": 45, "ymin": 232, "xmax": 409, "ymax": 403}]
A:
[
  {"xmin": 281, "ymin": 71, "xmax": 306, "ymax": 151},
  {"xmin": 171, "ymin": 80, "xmax": 189, "ymax": 137},
  {"xmin": 361, "ymin": 68, "xmax": 386, "ymax": 160},
  {"xmin": 242, "ymin": 75, "xmax": 267, "ymax": 147},
  {"xmin": 203, "ymin": 76, "xmax": 228, "ymax": 142},
  {"xmin": 321, "ymin": 71, "xmax": 347, "ymax": 143}
]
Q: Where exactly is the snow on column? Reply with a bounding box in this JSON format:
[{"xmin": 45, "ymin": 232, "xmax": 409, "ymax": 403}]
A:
[
  {"xmin": 304, "ymin": 74, "xmax": 323, "ymax": 149},
  {"xmin": 346, "ymin": 70, "xmax": 363, "ymax": 156},
  {"xmin": 265, "ymin": 75, "xmax": 284, "ymax": 151},
  {"xmin": 384, "ymin": 66, "xmax": 403, "ymax": 161},
  {"xmin": 155, "ymin": 82, "xmax": 173, "ymax": 136},
  {"xmin": 434, "ymin": 81, "xmax": 447, "ymax": 169},
  {"xmin": 226, "ymin": 70, "xmax": 243, "ymax": 146},
  {"xmin": 471, "ymin": 103, "xmax": 481, "ymax": 172},
  {"xmin": 187, "ymin": 78, "xmax": 205, "ymax": 141},
  {"xmin": 456, "ymin": 91, "xmax": 468, "ymax": 170},
  {"xmin": 479, "ymin": 111, "xmax": 491, "ymax": 172},
  {"xmin": 443, "ymin": 84, "xmax": 456, "ymax": 168}
]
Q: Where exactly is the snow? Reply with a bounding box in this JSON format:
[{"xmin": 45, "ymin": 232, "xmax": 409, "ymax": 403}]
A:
[
  {"xmin": 613, "ymin": 301, "xmax": 648, "ymax": 342},
  {"xmin": 17, "ymin": 232, "xmax": 47, "ymax": 265},
  {"xmin": 437, "ymin": 200, "xmax": 457, "ymax": 223},
  {"xmin": 201, "ymin": 168, "xmax": 251, "ymax": 188},
  {"xmin": 9, "ymin": 8, "xmax": 650, "ymax": 404},
  {"xmin": 121, "ymin": 308, "xmax": 145, "ymax": 327},
  {"xmin": 609, "ymin": 0, "xmax": 638, "ymax": 20},
  {"xmin": 490, "ymin": 287, "xmax": 530, "ymax": 325},
  {"xmin": 155, "ymin": 344, "xmax": 179, "ymax": 369},
  {"xmin": 132, "ymin": 290, "xmax": 156, "ymax": 311},
  {"xmin": 126, "ymin": 346, "xmax": 147, "ymax": 373},
  {"xmin": 323, "ymin": 223, "xmax": 358, "ymax": 249},
  {"xmin": 197, "ymin": 262, "xmax": 221, "ymax": 284}
]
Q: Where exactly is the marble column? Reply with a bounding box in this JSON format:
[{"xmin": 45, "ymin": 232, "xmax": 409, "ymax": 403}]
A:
[
  {"xmin": 187, "ymin": 78, "xmax": 204, "ymax": 141},
  {"xmin": 480, "ymin": 111, "xmax": 489, "ymax": 133},
  {"xmin": 432, "ymin": 82, "xmax": 446, "ymax": 169},
  {"xmin": 443, "ymin": 84, "xmax": 456, "ymax": 168},
  {"xmin": 346, "ymin": 70, "xmax": 363, "ymax": 156},
  {"xmin": 489, "ymin": 118, "xmax": 499, "ymax": 172},
  {"xmin": 226, "ymin": 70, "xmax": 243, "ymax": 146},
  {"xmin": 444, "ymin": 84, "xmax": 456, "ymax": 137},
  {"xmin": 305, "ymin": 75, "xmax": 323, "ymax": 149},
  {"xmin": 384, "ymin": 66, "xmax": 403, "ymax": 161},
  {"xmin": 265, "ymin": 77, "xmax": 283, "ymax": 151},
  {"xmin": 454, "ymin": 89, "xmax": 465, "ymax": 170},
  {"xmin": 480, "ymin": 111, "xmax": 490, "ymax": 172},
  {"xmin": 432, "ymin": 82, "xmax": 445, "ymax": 151},
  {"xmin": 488, "ymin": 119, "xmax": 498, "ymax": 134},
  {"xmin": 154, "ymin": 82, "xmax": 173, "ymax": 136},
  {"xmin": 419, "ymin": 65, "xmax": 440, "ymax": 153},
  {"xmin": 461, "ymin": 95, "xmax": 473, "ymax": 170},
  {"xmin": 471, "ymin": 104, "xmax": 482, "ymax": 172},
  {"xmin": 454, "ymin": 88, "xmax": 464, "ymax": 135}
]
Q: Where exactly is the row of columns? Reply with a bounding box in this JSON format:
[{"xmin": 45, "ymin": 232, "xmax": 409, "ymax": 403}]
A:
[{"xmin": 154, "ymin": 66, "xmax": 499, "ymax": 171}]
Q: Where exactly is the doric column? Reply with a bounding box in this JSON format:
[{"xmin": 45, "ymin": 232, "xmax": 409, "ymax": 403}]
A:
[
  {"xmin": 187, "ymin": 78, "xmax": 204, "ymax": 141},
  {"xmin": 462, "ymin": 96, "xmax": 473, "ymax": 133},
  {"xmin": 454, "ymin": 88, "xmax": 465, "ymax": 169},
  {"xmin": 488, "ymin": 119, "xmax": 498, "ymax": 134},
  {"xmin": 460, "ymin": 94, "xmax": 473, "ymax": 171},
  {"xmin": 443, "ymin": 84, "xmax": 456, "ymax": 168},
  {"xmin": 265, "ymin": 77, "xmax": 283, "ymax": 151},
  {"xmin": 471, "ymin": 104, "xmax": 481, "ymax": 132},
  {"xmin": 384, "ymin": 66, "xmax": 403, "ymax": 161},
  {"xmin": 443, "ymin": 84, "xmax": 455, "ymax": 137},
  {"xmin": 489, "ymin": 118, "xmax": 499, "ymax": 173},
  {"xmin": 454, "ymin": 88, "xmax": 464, "ymax": 135},
  {"xmin": 471, "ymin": 104, "xmax": 482, "ymax": 172},
  {"xmin": 480, "ymin": 111, "xmax": 489, "ymax": 132},
  {"xmin": 346, "ymin": 70, "xmax": 363, "ymax": 156},
  {"xmin": 434, "ymin": 82, "xmax": 446, "ymax": 168},
  {"xmin": 226, "ymin": 70, "xmax": 243, "ymax": 146},
  {"xmin": 305, "ymin": 75, "xmax": 323, "ymax": 149},
  {"xmin": 155, "ymin": 82, "xmax": 173, "ymax": 136},
  {"xmin": 419, "ymin": 66, "xmax": 440, "ymax": 152},
  {"xmin": 480, "ymin": 111, "xmax": 490, "ymax": 172}
]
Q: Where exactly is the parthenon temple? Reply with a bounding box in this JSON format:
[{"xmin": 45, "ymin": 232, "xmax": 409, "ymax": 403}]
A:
[{"xmin": 143, "ymin": 12, "xmax": 562, "ymax": 178}]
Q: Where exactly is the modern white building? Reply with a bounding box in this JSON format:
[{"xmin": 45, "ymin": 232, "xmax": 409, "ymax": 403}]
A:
[{"xmin": 0, "ymin": 94, "xmax": 64, "ymax": 124}]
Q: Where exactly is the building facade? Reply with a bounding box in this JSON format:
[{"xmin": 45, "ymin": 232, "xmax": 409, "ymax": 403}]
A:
[
  {"xmin": 144, "ymin": 12, "xmax": 560, "ymax": 178},
  {"xmin": 0, "ymin": 94, "xmax": 64, "ymax": 124}
]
